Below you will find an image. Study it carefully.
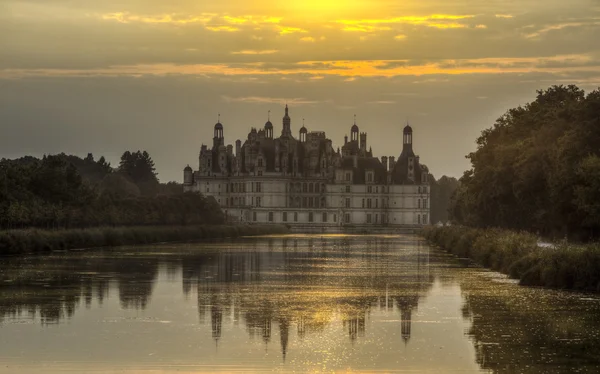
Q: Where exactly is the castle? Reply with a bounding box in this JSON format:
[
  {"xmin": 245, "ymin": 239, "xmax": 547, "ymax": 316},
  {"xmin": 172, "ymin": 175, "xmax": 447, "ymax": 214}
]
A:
[{"xmin": 183, "ymin": 105, "xmax": 430, "ymax": 229}]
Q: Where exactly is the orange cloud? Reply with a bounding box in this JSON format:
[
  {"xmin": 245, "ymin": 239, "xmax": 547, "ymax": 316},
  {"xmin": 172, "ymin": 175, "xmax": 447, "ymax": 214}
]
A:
[
  {"xmin": 336, "ymin": 14, "xmax": 475, "ymax": 31},
  {"xmin": 231, "ymin": 50, "xmax": 279, "ymax": 55},
  {"xmin": 2, "ymin": 54, "xmax": 597, "ymax": 80}
]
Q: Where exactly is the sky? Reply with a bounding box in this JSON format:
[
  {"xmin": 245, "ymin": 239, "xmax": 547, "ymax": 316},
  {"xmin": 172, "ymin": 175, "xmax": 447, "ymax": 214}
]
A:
[{"xmin": 1, "ymin": 0, "xmax": 600, "ymax": 182}]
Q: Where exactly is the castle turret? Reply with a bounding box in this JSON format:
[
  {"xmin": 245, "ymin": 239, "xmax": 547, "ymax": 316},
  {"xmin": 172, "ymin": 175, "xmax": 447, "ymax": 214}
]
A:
[
  {"xmin": 281, "ymin": 105, "xmax": 292, "ymax": 137},
  {"xmin": 183, "ymin": 165, "xmax": 193, "ymax": 185}
]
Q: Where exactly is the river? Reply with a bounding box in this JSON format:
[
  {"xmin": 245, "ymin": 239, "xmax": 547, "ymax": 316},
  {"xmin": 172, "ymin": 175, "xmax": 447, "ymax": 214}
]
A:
[{"xmin": 0, "ymin": 234, "xmax": 599, "ymax": 373}]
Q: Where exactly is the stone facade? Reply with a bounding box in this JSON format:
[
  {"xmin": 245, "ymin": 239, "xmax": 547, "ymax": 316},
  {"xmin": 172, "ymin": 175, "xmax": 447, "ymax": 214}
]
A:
[{"xmin": 183, "ymin": 106, "xmax": 430, "ymax": 228}]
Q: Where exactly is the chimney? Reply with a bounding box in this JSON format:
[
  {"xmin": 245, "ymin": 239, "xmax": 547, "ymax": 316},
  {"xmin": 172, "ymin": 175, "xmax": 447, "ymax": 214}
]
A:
[
  {"xmin": 360, "ymin": 133, "xmax": 367, "ymax": 150},
  {"xmin": 344, "ymin": 135, "xmax": 348, "ymax": 145},
  {"xmin": 235, "ymin": 140, "xmax": 241, "ymax": 156},
  {"xmin": 389, "ymin": 156, "xmax": 396, "ymax": 171},
  {"xmin": 381, "ymin": 156, "xmax": 388, "ymax": 171}
]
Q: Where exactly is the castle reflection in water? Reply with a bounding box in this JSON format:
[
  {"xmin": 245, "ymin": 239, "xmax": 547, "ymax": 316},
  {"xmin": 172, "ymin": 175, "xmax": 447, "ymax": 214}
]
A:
[{"xmin": 0, "ymin": 235, "xmax": 433, "ymax": 360}]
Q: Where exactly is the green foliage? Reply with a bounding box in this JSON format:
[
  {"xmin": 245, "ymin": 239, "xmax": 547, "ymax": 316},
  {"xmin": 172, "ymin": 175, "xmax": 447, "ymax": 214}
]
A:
[
  {"xmin": 450, "ymin": 85, "xmax": 600, "ymax": 240},
  {"xmin": 0, "ymin": 152, "xmax": 222, "ymax": 230},
  {"xmin": 423, "ymin": 226, "xmax": 600, "ymax": 292},
  {"xmin": 428, "ymin": 174, "xmax": 459, "ymax": 224},
  {"xmin": 0, "ymin": 224, "xmax": 289, "ymax": 256}
]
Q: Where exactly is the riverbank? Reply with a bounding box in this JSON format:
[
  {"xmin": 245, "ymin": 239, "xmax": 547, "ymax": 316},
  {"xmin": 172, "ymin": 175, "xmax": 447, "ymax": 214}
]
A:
[
  {"xmin": 422, "ymin": 226, "xmax": 600, "ymax": 292},
  {"xmin": 0, "ymin": 224, "xmax": 289, "ymax": 256}
]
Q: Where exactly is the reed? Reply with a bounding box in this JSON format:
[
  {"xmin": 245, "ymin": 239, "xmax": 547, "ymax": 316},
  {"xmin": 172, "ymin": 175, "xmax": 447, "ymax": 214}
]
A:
[
  {"xmin": 0, "ymin": 224, "xmax": 289, "ymax": 256},
  {"xmin": 422, "ymin": 226, "xmax": 600, "ymax": 292}
]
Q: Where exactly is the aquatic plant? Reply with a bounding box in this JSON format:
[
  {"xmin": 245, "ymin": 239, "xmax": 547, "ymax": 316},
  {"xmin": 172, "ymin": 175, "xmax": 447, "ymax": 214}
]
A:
[
  {"xmin": 422, "ymin": 226, "xmax": 600, "ymax": 292},
  {"xmin": 0, "ymin": 224, "xmax": 289, "ymax": 256}
]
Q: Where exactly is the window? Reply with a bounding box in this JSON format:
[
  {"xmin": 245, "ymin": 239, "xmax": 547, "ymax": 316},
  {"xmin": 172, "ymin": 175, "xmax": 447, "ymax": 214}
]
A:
[
  {"xmin": 258, "ymin": 158, "xmax": 263, "ymax": 167},
  {"xmin": 423, "ymin": 186, "xmax": 428, "ymax": 193},
  {"xmin": 322, "ymin": 212, "xmax": 328, "ymax": 222},
  {"xmin": 375, "ymin": 199, "xmax": 378, "ymax": 208},
  {"xmin": 367, "ymin": 199, "xmax": 372, "ymax": 208},
  {"xmin": 345, "ymin": 185, "xmax": 351, "ymax": 193},
  {"xmin": 423, "ymin": 199, "xmax": 428, "ymax": 209},
  {"xmin": 345, "ymin": 213, "xmax": 350, "ymax": 223},
  {"xmin": 367, "ymin": 173, "xmax": 373, "ymax": 182},
  {"xmin": 362, "ymin": 199, "xmax": 365, "ymax": 208},
  {"xmin": 258, "ymin": 171, "xmax": 263, "ymax": 176},
  {"xmin": 418, "ymin": 214, "xmax": 421, "ymax": 224},
  {"xmin": 345, "ymin": 173, "xmax": 351, "ymax": 181},
  {"xmin": 418, "ymin": 199, "xmax": 421, "ymax": 209},
  {"xmin": 283, "ymin": 212, "xmax": 288, "ymax": 222},
  {"xmin": 256, "ymin": 197, "xmax": 261, "ymax": 207},
  {"xmin": 309, "ymin": 197, "xmax": 313, "ymax": 208},
  {"xmin": 418, "ymin": 186, "xmax": 421, "ymax": 194},
  {"xmin": 367, "ymin": 214, "xmax": 372, "ymax": 223},
  {"xmin": 309, "ymin": 184, "xmax": 314, "ymax": 193},
  {"xmin": 253, "ymin": 212, "xmax": 257, "ymax": 222},
  {"xmin": 294, "ymin": 212, "xmax": 298, "ymax": 222},
  {"xmin": 256, "ymin": 182, "xmax": 262, "ymax": 192},
  {"xmin": 334, "ymin": 214, "xmax": 337, "ymax": 223},
  {"xmin": 269, "ymin": 212, "xmax": 274, "ymax": 222},
  {"xmin": 423, "ymin": 214, "xmax": 428, "ymax": 224},
  {"xmin": 375, "ymin": 214, "xmax": 378, "ymax": 223},
  {"xmin": 309, "ymin": 212, "xmax": 314, "ymax": 222},
  {"xmin": 321, "ymin": 184, "xmax": 326, "ymax": 193},
  {"xmin": 345, "ymin": 198, "xmax": 351, "ymax": 208},
  {"xmin": 303, "ymin": 183, "xmax": 308, "ymax": 193},
  {"xmin": 303, "ymin": 197, "xmax": 307, "ymax": 208},
  {"xmin": 376, "ymin": 186, "xmax": 379, "ymax": 193}
]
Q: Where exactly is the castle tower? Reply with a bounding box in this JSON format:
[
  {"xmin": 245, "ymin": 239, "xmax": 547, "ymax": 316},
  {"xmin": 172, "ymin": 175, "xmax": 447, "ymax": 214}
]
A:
[
  {"xmin": 281, "ymin": 105, "xmax": 292, "ymax": 137},
  {"xmin": 213, "ymin": 116, "xmax": 224, "ymax": 148},
  {"xmin": 183, "ymin": 165, "xmax": 193, "ymax": 185},
  {"xmin": 351, "ymin": 116, "xmax": 359, "ymax": 142},
  {"xmin": 403, "ymin": 122, "xmax": 413, "ymax": 153},
  {"xmin": 299, "ymin": 122, "xmax": 307, "ymax": 143},
  {"xmin": 265, "ymin": 111, "xmax": 274, "ymax": 139}
]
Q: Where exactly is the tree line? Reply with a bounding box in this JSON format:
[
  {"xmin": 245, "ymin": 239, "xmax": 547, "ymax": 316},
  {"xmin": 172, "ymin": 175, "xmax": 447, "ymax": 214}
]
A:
[
  {"xmin": 0, "ymin": 151, "xmax": 224, "ymax": 229},
  {"xmin": 450, "ymin": 85, "xmax": 600, "ymax": 241}
]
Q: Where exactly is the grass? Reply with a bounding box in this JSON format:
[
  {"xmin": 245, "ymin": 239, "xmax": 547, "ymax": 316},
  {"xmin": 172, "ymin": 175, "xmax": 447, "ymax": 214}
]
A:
[
  {"xmin": 422, "ymin": 226, "xmax": 600, "ymax": 292},
  {"xmin": 0, "ymin": 224, "xmax": 290, "ymax": 256}
]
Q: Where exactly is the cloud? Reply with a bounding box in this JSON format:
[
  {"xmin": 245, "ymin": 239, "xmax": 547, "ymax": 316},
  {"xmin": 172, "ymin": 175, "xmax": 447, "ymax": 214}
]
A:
[
  {"xmin": 100, "ymin": 12, "xmax": 215, "ymax": 25},
  {"xmin": 277, "ymin": 26, "xmax": 308, "ymax": 35},
  {"xmin": 523, "ymin": 21, "xmax": 600, "ymax": 38},
  {"xmin": 394, "ymin": 34, "xmax": 407, "ymax": 40},
  {"xmin": 3, "ymin": 54, "xmax": 598, "ymax": 80},
  {"xmin": 231, "ymin": 50, "xmax": 279, "ymax": 55},
  {"xmin": 495, "ymin": 14, "xmax": 514, "ymax": 19},
  {"xmin": 300, "ymin": 36, "xmax": 316, "ymax": 42},
  {"xmin": 205, "ymin": 25, "xmax": 240, "ymax": 32},
  {"xmin": 475, "ymin": 24, "xmax": 487, "ymax": 29},
  {"xmin": 336, "ymin": 14, "xmax": 476, "ymax": 31},
  {"xmin": 368, "ymin": 100, "xmax": 396, "ymax": 104},
  {"xmin": 221, "ymin": 96, "xmax": 318, "ymax": 105}
]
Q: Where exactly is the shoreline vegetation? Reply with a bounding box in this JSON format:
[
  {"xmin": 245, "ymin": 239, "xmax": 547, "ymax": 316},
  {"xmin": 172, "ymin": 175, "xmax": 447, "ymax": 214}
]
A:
[
  {"xmin": 0, "ymin": 224, "xmax": 289, "ymax": 256},
  {"xmin": 422, "ymin": 226, "xmax": 600, "ymax": 292}
]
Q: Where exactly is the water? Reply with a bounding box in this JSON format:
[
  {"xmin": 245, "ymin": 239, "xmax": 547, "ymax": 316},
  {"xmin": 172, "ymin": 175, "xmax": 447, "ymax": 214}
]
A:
[{"xmin": 0, "ymin": 234, "xmax": 599, "ymax": 373}]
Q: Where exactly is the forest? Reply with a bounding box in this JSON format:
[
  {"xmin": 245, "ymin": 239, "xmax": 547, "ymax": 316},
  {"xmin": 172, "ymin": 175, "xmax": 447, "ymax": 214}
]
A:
[
  {"xmin": 0, "ymin": 151, "xmax": 224, "ymax": 229},
  {"xmin": 450, "ymin": 85, "xmax": 600, "ymax": 241}
]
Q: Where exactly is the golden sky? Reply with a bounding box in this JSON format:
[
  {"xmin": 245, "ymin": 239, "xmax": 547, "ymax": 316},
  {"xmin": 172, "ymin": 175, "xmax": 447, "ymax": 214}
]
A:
[{"xmin": 2, "ymin": 0, "xmax": 600, "ymax": 180}]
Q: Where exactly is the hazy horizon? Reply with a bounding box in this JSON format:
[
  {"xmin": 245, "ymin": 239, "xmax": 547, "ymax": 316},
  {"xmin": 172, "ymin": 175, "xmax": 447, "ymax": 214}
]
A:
[{"xmin": 2, "ymin": 0, "xmax": 600, "ymax": 182}]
